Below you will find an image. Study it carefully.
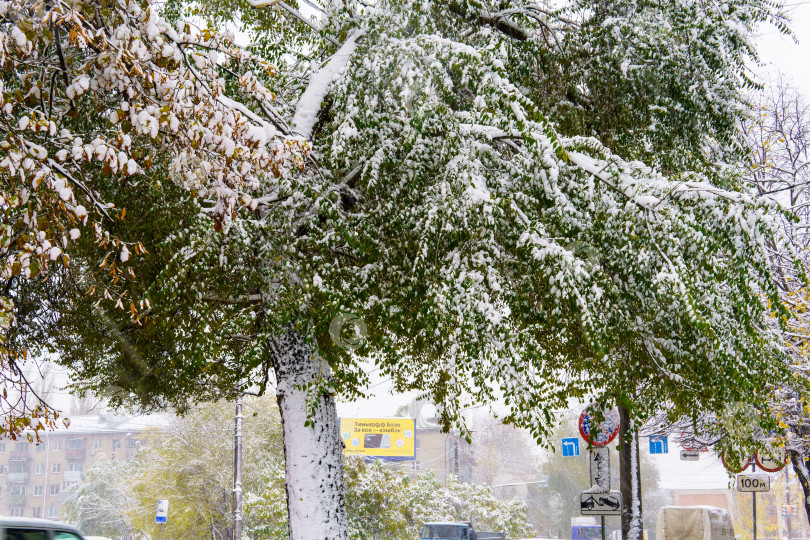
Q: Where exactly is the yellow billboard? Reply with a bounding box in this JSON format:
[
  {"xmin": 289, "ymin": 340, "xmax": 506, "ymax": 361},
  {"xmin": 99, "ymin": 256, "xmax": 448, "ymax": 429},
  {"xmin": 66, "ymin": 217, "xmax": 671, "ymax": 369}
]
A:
[{"xmin": 340, "ymin": 418, "xmax": 416, "ymax": 460}]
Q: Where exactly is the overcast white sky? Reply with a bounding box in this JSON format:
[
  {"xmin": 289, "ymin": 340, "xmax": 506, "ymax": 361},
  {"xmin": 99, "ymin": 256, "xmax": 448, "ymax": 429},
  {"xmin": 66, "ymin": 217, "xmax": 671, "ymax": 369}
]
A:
[{"xmin": 757, "ymin": 2, "xmax": 810, "ymax": 91}]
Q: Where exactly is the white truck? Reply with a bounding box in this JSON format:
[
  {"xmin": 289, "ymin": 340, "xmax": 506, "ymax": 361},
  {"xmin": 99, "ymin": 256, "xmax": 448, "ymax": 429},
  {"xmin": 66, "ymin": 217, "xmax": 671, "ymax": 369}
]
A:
[{"xmin": 655, "ymin": 506, "xmax": 735, "ymax": 540}]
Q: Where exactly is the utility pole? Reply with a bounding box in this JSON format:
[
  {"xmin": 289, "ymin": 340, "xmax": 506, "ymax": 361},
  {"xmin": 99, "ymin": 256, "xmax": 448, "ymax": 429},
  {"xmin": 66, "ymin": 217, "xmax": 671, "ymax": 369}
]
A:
[
  {"xmin": 786, "ymin": 465, "xmax": 793, "ymax": 540},
  {"xmin": 752, "ymin": 462, "xmax": 758, "ymax": 540},
  {"xmin": 233, "ymin": 392, "xmax": 244, "ymax": 540}
]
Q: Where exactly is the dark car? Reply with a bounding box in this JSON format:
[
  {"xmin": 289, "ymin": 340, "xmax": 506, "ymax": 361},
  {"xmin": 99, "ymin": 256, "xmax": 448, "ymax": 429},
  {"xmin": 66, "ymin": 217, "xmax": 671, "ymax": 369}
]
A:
[{"xmin": 0, "ymin": 518, "xmax": 86, "ymax": 540}]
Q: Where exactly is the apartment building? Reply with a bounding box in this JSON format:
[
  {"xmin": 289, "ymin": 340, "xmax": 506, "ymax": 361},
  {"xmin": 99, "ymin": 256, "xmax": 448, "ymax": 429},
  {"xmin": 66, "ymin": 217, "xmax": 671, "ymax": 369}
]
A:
[{"xmin": 0, "ymin": 414, "xmax": 164, "ymax": 520}]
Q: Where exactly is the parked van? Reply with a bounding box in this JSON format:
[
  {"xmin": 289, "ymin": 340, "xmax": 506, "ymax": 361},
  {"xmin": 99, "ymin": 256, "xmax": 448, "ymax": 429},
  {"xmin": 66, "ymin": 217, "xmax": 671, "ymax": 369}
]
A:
[
  {"xmin": 0, "ymin": 518, "xmax": 87, "ymax": 540},
  {"xmin": 656, "ymin": 506, "xmax": 735, "ymax": 540}
]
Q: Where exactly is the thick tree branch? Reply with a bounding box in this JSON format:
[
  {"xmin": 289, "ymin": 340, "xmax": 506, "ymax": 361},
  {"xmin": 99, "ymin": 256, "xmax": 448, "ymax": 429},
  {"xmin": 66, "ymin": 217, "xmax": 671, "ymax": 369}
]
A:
[
  {"xmin": 447, "ymin": 1, "xmax": 528, "ymax": 41},
  {"xmin": 291, "ymin": 30, "xmax": 364, "ymax": 140}
]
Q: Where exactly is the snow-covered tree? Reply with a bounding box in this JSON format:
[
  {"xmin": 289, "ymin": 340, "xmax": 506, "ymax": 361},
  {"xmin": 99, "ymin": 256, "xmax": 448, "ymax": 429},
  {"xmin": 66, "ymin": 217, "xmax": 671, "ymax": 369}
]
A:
[
  {"xmin": 249, "ymin": 457, "xmax": 536, "ymax": 540},
  {"xmin": 124, "ymin": 399, "xmax": 283, "ymax": 539},
  {"xmin": 63, "ymin": 455, "xmax": 136, "ymax": 539},
  {"xmin": 0, "ymin": 0, "xmax": 303, "ymax": 438},
  {"xmin": 10, "ymin": 0, "xmax": 809, "ymax": 539},
  {"xmin": 744, "ymin": 81, "xmax": 810, "ymax": 524},
  {"xmin": 644, "ymin": 80, "xmax": 810, "ymax": 526}
]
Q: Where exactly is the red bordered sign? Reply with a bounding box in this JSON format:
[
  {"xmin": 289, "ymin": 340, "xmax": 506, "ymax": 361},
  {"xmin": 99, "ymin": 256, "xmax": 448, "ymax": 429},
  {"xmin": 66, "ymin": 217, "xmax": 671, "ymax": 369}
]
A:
[
  {"xmin": 755, "ymin": 447, "xmax": 787, "ymax": 473},
  {"xmin": 722, "ymin": 450, "xmax": 751, "ymax": 474},
  {"xmin": 679, "ymin": 433, "xmax": 709, "ymax": 453},
  {"xmin": 579, "ymin": 406, "xmax": 620, "ymax": 447}
]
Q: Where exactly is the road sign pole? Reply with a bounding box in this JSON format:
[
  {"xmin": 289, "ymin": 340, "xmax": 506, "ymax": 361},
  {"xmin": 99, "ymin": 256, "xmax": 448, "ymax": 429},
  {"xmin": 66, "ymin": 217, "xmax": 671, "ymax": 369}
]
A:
[
  {"xmin": 158, "ymin": 523, "xmax": 163, "ymax": 540},
  {"xmin": 786, "ymin": 466, "xmax": 792, "ymax": 540},
  {"xmin": 601, "ymin": 516, "xmax": 606, "ymax": 540},
  {"xmin": 752, "ymin": 462, "xmax": 757, "ymax": 540}
]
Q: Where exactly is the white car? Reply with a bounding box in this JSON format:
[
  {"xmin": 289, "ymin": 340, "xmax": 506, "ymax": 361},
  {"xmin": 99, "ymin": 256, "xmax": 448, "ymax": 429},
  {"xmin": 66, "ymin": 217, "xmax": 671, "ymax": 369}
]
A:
[{"xmin": 0, "ymin": 518, "xmax": 86, "ymax": 540}]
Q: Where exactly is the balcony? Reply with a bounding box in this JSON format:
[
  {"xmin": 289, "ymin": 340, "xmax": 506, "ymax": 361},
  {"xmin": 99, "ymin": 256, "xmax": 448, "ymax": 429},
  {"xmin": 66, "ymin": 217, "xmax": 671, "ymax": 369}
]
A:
[
  {"xmin": 7, "ymin": 472, "xmax": 29, "ymax": 483},
  {"xmin": 63, "ymin": 470, "xmax": 83, "ymax": 482},
  {"xmin": 65, "ymin": 448, "xmax": 85, "ymax": 459},
  {"xmin": 8, "ymin": 493, "xmax": 26, "ymax": 506},
  {"xmin": 9, "ymin": 448, "xmax": 29, "ymax": 459}
]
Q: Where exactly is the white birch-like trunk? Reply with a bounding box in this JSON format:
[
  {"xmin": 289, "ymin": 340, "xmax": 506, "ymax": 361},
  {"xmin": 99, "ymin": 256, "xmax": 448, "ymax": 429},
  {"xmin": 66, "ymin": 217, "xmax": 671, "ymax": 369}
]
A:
[
  {"xmin": 270, "ymin": 330, "xmax": 348, "ymax": 540},
  {"xmin": 788, "ymin": 449, "xmax": 810, "ymax": 528},
  {"xmin": 619, "ymin": 404, "xmax": 643, "ymax": 540},
  {"xmin": 233, "ymin": 392, "xmax": 244, "ymax": 540}
]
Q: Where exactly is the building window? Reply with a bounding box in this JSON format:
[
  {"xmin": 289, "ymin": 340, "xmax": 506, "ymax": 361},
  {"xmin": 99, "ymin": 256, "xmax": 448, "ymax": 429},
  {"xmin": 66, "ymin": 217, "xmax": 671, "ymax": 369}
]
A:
[
  {"xmin": 93, "ymin": 439, "xmax": 102, "ymax": 451},
  {"xmin": 52, "ymin": 463, "xmax": 61, "ymax": 473},
  {"xmin": 66, "ymin": 438, "xmax": 84, "ymax": 449},
  {"xmin": 53, "ymin": 440, "xmax": 62, "ymax": 451},
  {"xmin": 33, "ymin": 507, "xmax": 42, "ymax": 517},
  {"xmin": 68, "ymin": 461, "xmax": 83, "ymax": 472},
  {"xmin": 47, "ymin": 507, "xmax": 58, "ymax": 518},
  {"xmin": 14, "ymin": 442, "xmax": 27, "ymax": 451},
  {"xmin": 0, "ymin": 442, "xmax": 5, "ymax": 452},
  {"xmin": 11, "ymin": 507, "xmax": 23, "ymax": 517},
  {"xmin": 411, "ymin": 460, "xmax": 420, "ymax": 471},
  {"xmin": 112, "ymin": 439, "xmax": 121, "ymax": 450},
  {"xmin": 10, "ymin": 486, "xmax": 26, "ymax": 495},
  {"xmin": 127, "ymin": 438, "xmax": 137, "ymax": 448},
  {"xmin": 50, "ymin": 484, "xmax": 59, "ymax": 495},
  {"xmin": 34, "ymin": 485, "xmax": 43, "ymax": 496},
  {"xmin": 62, "ymin": 480, "xmax": 78, "ymax": 491},
  {"xmin": 35, "ymin": 464, "xmax": 44, "ymax": 474},
  {"xmin": 35, "ymin": 443, "xmax": 44, "ymax": 453},
  {"xmin": 9, "ymin": 461, "xmax": 27, "ymax": 473}
]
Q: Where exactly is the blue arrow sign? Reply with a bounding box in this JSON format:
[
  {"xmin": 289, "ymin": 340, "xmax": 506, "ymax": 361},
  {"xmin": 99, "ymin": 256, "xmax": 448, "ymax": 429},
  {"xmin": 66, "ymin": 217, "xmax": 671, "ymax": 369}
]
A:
[
  {"xmin": 649, "ymin": 436, "xmax": 668, "ymax": 454},
  {"xmin": 562, "ymin": 437, "xmax": 580, "ymax": 457}
]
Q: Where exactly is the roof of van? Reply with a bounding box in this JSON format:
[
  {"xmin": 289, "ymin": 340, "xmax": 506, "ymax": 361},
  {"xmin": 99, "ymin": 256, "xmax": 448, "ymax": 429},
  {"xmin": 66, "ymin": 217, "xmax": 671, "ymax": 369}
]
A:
[{"xmin": 0, "ymin": 517, "xmax": 83, "ymax": 533}]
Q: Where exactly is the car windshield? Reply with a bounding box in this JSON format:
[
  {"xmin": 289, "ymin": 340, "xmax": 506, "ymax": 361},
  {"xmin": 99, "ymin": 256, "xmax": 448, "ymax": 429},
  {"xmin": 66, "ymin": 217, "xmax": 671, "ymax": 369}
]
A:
[
  {"xmin": 421, "ymin": 524, "xmax": 462, "ymax": 539},
  {"xmin": 574, "ymin": 526, "xmax": 603, "ymax": 540}
]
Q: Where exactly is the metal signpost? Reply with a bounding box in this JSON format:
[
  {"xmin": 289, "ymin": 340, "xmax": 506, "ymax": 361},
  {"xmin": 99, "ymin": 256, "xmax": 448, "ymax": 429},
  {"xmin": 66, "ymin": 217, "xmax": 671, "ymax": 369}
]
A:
[
  {"xmin": 589, "ymin": 447, "xmax": 610, "ymax": 492},
  {"xmin": 732, "ymin": 452, "xmax": 783, "ymax": 540},
  {"xmin": 155, "ymin": 499, "xmax": 169, "ymax": 540},
  {"xmin": 578, "ymin": 405, "xmax": 622, "ymax": 540}
]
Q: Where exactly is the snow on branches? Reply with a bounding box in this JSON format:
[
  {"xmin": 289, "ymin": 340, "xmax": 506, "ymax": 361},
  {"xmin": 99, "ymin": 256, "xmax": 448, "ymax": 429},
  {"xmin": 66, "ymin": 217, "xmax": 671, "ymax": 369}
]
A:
[
  {"xmin": 305, "ymin": 0, "xmax": 803, "ymax": 443},
  {"xmin": 0, "ymin": 0, "xmax": 304, "ymax": 436}
]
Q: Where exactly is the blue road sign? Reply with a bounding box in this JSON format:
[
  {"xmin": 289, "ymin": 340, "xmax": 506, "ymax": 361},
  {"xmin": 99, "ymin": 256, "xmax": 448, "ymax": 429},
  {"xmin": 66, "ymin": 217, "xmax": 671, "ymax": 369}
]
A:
[
  {"xmin": 562, "ymin": 437, "xmax": 580, "ymax": 457},
  {"xmin": 155, "ymin": 499, "xmax": 169, "ymax": 524},
  {"xmin": 649, "ymin": 436, "xmax": 668, "ymax": 454}
]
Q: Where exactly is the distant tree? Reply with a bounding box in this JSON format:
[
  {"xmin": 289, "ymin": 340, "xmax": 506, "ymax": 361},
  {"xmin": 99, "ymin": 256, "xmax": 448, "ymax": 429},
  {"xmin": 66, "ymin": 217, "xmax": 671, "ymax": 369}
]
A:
[
  {"xmin": 249, "ymin": 457, "xmax": 535, "ymax": 540},
  {"xmin": 63, "ymin": 455, "xmax": 136, "ymax": 539},
  {"xmin": 125, "ymin": 398, "xmax": 283, "ymax": 540},
  {"xmin": 467, "ymin": 416, "xmax": 538, "ymax": 486}
]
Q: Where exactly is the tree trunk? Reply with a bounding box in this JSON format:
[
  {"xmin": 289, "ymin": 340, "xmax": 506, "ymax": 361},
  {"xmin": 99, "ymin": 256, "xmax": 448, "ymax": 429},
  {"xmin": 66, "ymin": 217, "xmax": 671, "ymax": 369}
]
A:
[
  {"xmin": 233, "ymin": 392, "xmax": 244, "ymax": 540},
  {"xmin": 619, "ymin": 404, "xmax": 643, "ymax": 540},
  {"xmin": 788, "ymin": 449, "xmax": 810, "ymax": 527},
  {"xmin": 271, "ymin": 330, "xmax": 349, "ymax": 540}
]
